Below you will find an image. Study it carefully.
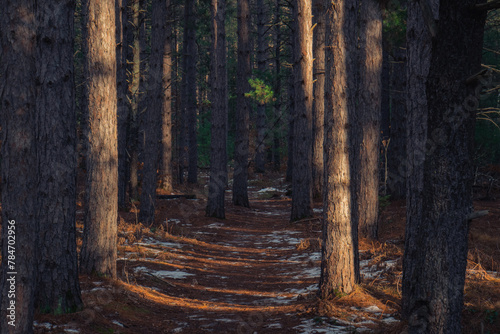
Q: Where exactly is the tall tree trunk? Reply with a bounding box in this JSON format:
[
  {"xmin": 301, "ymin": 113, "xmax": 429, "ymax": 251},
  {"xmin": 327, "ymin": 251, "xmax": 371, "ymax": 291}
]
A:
[
  {"xmin": 35, "ymin": 0, "xmax": 83, "ymax": 314},
  {"xmin": 319, "ymin": 0, "xmax": 360, "ymax": 297},
  {"xmin": 357, "ymin": 0, "xmax": 382, "ymax": 239},
  {"xmin": 286, "ymin": 66, "xmax": 294, "ymax": 182},
  {"xmin": 311, "ymin": 0, "xmax": 325, "ymax": 200},
  {"xmin": 140, "ymin": 0, "xmax": 169, "ymax": 224},
  {"xmin": 80, "ymin": 0, "xmax": 118, "ymax": 278},
  {"xmin": 290, "ymin": 0, "xmax": 313, "ymax": 221},
  {"xmin": 233, "ymin": 0, "xmax": 251, "ymax": 207},
  {"xmin": 0, "ymin": 1, "xmax": 38, "ymax": 332},
  {"xmin": 386, "ymin": 48, "xmax": 407, "ymax": 199},
  {"xmin": 403, "ymin": 1, "xmax": 487, "ymax": 332},
  {"xmin": 183, "ymin": 0, "xmax": 199, "ymax": 184},
  {"xmin": 117, "ymin": 0, "xmax": 129, "ymax": 208},
  {"xmin": 272, "ymin": 0, "xmax": 282, "ymax": 172},
  {"xmin": 206, "ymin": 0, "xmax": 228, "ymax": 219},
  {"xmin": 160, "ymin": 0, "xmax": 173, "ymax": 193},
  {"xmin": 255, "ymin": 0, "xmax": 267, "ymax": 173},
  {"xmin": 127, "ymin": 0, "xmax": 141, "ymax": 200}
]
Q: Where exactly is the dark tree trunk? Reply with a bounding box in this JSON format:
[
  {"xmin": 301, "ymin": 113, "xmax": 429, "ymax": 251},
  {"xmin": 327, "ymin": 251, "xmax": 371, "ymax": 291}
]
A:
[
  {"xmin": 160, "ymin": 0, "xmax": 173, "ymax": 193},
  {"xmin": 80, "ymin": 0, "xmax": 118, "ymax": 279},
  {"xmin": 206, "ymin": 0, "xmax": 228, "ymax": 219},
  {"xmin": 290, "ymin": 0, "xmax": 313, "ymax": 221},
  {"xmin": 233, "ymin": 0, "xmax": 251, "ymax": 207},
  {"xmin": 127, "ymin": 0, "xmax": 141, "ymax": 200},
  {"xmin": 319, "ymin": 0, "xmax": 360, "ymax": 297},
  {"xmin": 402, "ymin": 1, "xmax": 487, "ymax": 332},
  {"xmin": 272, "ymin": 0, "xmax": 282, "ymax": 172},
  {"xmin": 311, "ymin": 0, "xmax": 325, "ymax": 200},
  {"xmin": 357, "ymin": 0, "xmax": 382, "ymax": 239},
  {"xmin": 0, "ymin": 1, "xmax": 38, "ymax": 332},
  {"xmin": 117, "ymin": 0, "xmax": 129, "ymax": 208},
  {"xmin": 286, "ymin": 69, "xmax": 294, "ymax": 182},
  {"xmin": 386, "ymin": 48, "xmax": 407, "ymax": 199},
  {"xmin": 35, "ymin": 0, "xmax": 83, "ymax": 314},
  {"xmin": 380, "ymin": 48, "xmax": 391, "ymax": 195},
  {"xmin": 183, "ymin": 0, "xmax": 199, "ymax": 184},
  {"xmin": 139, "ymin": 0, "xmax": 170, "ymax": 224},
  {"xmin": 255, "ymin": 0, "xmax": 267, "ymax": 173}
]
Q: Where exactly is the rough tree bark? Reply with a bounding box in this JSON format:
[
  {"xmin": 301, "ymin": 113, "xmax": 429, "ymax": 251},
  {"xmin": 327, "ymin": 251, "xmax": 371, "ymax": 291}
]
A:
[
  {"xmin": 386, "ymin": 48, "xmax": 407, "ymax": 199},
  {"xmin": 183, "ymin": 0, "xmax": 199, "ymax": 184},
  {"xmin": 272, "ymin": 0, "xmax": 282, "ymax": 172},
  {"xmin": 206, "ymin": 0, "xmax": 228, "ymax": 219},
  {"xmin": 117, "ymin": 0, "xmax": 129, "ymax": 208},
  {"xmin": 35, "ymin": 0, "xmax": 83, "ymax": 314},
  {"xmin": 312, "ymin": 0, "xmax": 325, "ymax": 200},
  {"xmin": 402, "ymin": 0, "xmax": 487, "ymax": 332},
  {"xmin": 80, "ymin": 0, "xmax": 118, "ymax": 278},
  {"xmin": 139, "ymin": 0, "xmax": 170, "ymax": 224},
  {"xmin": 233, "ymin": 0, "xmax": 251, "ymax": 207},
  {"xmin": 255, "ymin": 0, "xmax": 267, "ymax": 173},
  {"xmin": 319, "ymin": 0, "xmax": 360, "ymax": 297},
  {"xmin": 0, "ymin": 1, "xmax": 38, "ymax": 332},
  {"xmin": 357, "ymin": 0, "xmax": 383, "ymax": 239},
  {"xmin": 126, "ymin": 0, "xmax": 141, "ymax": 200},
  {"xmin": 290, "ymin": 0, "xmax": 313, "ymax": 221},
  {"xmin": 160, "ymin": 0, "xmax": 174, "ymax": 193}
]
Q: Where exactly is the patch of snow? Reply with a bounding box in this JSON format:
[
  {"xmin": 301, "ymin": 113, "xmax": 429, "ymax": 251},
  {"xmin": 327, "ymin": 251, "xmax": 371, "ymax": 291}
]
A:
[
  {"xmin": 294, "ymin": 318, "xmax": 357, "ymax": 333},
  {"xmin": 265, "ymin": 323, "xmax": 283, "ymax": 329},
  {"xmin": 382, "ymin": 316, "xmax": 399, "ymax": 324},
  {"xmin": 295, "ymin": 267, "xmax": 321, "ymax": 279},
  {"xmin": 287, "ymin": 284, "xmax": 317, "ymax": 295},
  {"xmin": 257, "ymin": 187, "xmax": 284, "ymax": 193},
  {"xmin": 112, "ymin": 320, "xmax": 124, "ymax": 327},
  {"xmin": 207, "ymin": 222, "xmax": 224, "ymax": 228},
  {"xmin": 137, "ymin": 237, "xmax": 181, "ymax": 249},
  {"xmin": 64, "ymin": 329, "xmax": 80, "ymax": 333},
  {"xmin": 313, "ymin": 208, "xmax": 323, "ymax": 213},
  {"xmin": 134, "ymin": 266, "xmax": 195, "ymax": 279},
  {"xmin": 360, "ymin": 259, "xmax": 397, "ymax": 280},
  {"xmin": 34, "ymin": 322, "xmax": 53, "ymax": 329},
  {"xmin": 363, "ymin": 305, "xmax": 383, "ymax": 314},
  {"xmin": 167, "ymin": 218, "xmax": 181, "ymax": 224}
]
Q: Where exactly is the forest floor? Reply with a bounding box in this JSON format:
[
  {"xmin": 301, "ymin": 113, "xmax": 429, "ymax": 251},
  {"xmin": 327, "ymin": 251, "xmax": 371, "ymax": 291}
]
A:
[{"xmin": 30, "ymin": 171, "xmax": 500, "ymax": 333}]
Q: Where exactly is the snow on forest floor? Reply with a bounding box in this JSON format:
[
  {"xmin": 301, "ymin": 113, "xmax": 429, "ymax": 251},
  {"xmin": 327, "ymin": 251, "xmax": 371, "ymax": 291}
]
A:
[{"xmin": 31, "ymin": 173, "xmax": 500, "ymax": 333}]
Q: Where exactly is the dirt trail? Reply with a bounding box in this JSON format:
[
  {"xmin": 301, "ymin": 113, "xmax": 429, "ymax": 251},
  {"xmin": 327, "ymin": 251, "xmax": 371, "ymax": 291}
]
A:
[{"xmin": 34, "ymin": 183, "xmax": 399, "ymax": 333}]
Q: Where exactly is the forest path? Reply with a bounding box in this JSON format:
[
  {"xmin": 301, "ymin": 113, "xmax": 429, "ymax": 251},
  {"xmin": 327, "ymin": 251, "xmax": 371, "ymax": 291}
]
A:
[{"xmin": 34, "ymin": 179, "xmax": 398, "ymax": 334}]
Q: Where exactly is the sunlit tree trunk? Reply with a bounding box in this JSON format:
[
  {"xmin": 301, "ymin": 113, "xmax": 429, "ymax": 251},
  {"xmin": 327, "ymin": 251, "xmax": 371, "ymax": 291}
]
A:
[
  {"xmin": 312, "ymin": 0, "xmax": 325, "ymax": 200},
  {"xmin": 0, "ymin": 1, "xmax": 38, "ymax": 332},
  {"xmin": 126, "ymin": 0, "xmax": 141, "ymax": 200},
  {"xmin": 206, "ymin": 0, "xmax": 228, "ymax": 218},
  {"xmin": 233, "ymin": 0, "xmax": 251, "ymax": 207},
  {"xmin": 35, "ymin": 0, "xmax": 83, "ymax": 314},
  {"xmin": 403, "ymin": 1, "xmax": 487, "ymax": 332},
  {"xmin": 80, "ymin": 0, "xmax": 118, "ymax": 278},
  {"xmin": 290, "ymin": 0, "xmax": 313, "ymax": 221},
  {"xmin": 357, "ymin": 0, "xmax": 382, "ymax": 239},
  {"xmin": 319, "ymin": 0, "xmax": 360, "ymax": 297},
  {"xmin": 160, "ymin": 0, "xmax": 173, "ymax": 193}
]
